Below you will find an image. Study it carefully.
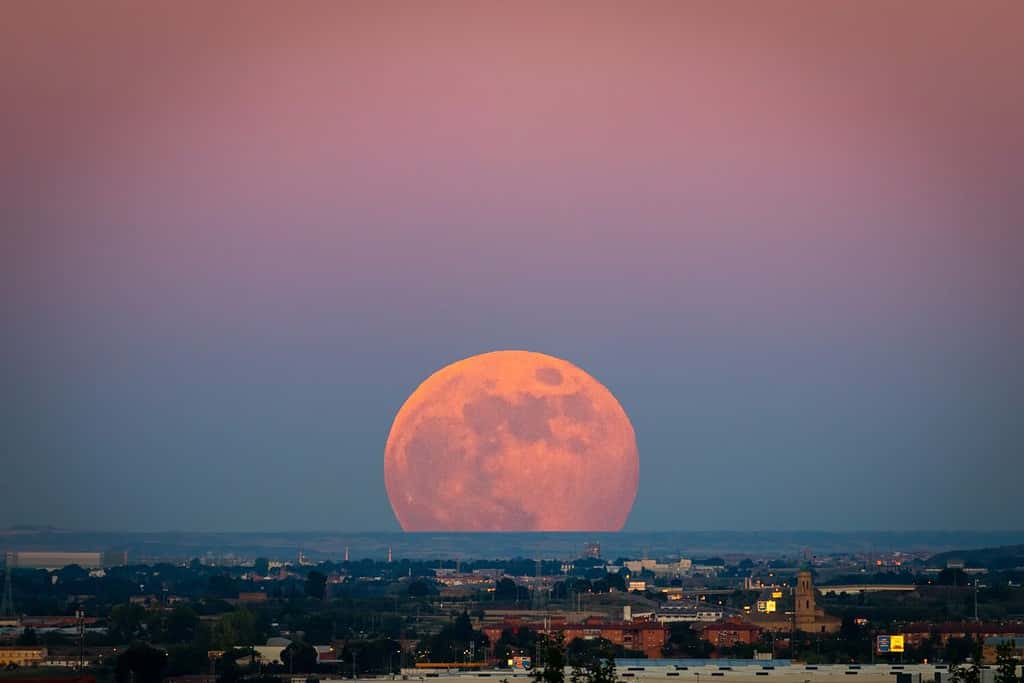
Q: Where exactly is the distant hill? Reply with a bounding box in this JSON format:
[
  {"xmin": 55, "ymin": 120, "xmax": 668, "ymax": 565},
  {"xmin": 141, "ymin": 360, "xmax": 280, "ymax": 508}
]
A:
[
  {"xmin": 3, "ymin": 528, "xmax": 1024, "ymax": 563},
  {"xmin": 928, "ymin": 544, "xmax": 1024, "ymax": 570}
]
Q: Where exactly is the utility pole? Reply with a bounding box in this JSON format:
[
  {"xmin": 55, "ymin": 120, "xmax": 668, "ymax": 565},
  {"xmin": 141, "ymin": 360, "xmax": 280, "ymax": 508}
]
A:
[
  {"xmin": 974, "ymin": 578, "xmax": 979, "ymax": 622},
  {"xmin": 534, "ymin": 558, "xmax": 542, "ymax": 610},
  {"xmin": 76, "ymin": 609, "xmax": 85, "ymax": 670},
  {"xmin": 1, "ymin": 558, "xmax": 14, "ymax": 617}
]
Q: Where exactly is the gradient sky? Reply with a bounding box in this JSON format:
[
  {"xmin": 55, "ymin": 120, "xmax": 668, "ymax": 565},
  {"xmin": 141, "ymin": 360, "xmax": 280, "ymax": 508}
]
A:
[{"xmin": 2, "ymin": 1, "xmax": 1022, "ymax": 533}]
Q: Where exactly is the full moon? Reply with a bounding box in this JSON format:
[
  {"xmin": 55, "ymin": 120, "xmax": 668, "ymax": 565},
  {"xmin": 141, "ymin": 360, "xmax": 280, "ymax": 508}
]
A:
[{"xmin": 384, "ymin": 350, "xmax": 639, "ymax": 531}]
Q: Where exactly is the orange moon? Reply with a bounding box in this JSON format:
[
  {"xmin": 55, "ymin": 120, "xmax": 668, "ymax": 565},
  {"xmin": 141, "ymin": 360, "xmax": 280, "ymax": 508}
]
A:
[{"xmin": 384, "ymin": 350, "xmax": 639, "ymax": 531}]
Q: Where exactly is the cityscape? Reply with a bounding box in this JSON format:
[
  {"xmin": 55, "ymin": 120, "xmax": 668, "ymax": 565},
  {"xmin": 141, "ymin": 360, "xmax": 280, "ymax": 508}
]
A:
[
  {"xmin": 1, "ymin": 535, "xmax": 1023, "ymax": 682},
  {"xmin": 2, "ymin": 3, "xmax": 1022, "ymax": 683}
]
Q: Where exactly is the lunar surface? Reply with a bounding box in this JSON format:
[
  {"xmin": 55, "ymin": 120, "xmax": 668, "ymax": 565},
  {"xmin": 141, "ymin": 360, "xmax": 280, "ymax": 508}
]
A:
[{"xmin": 384, "ymin": 350, "xmax": 639, "ymax": 531}]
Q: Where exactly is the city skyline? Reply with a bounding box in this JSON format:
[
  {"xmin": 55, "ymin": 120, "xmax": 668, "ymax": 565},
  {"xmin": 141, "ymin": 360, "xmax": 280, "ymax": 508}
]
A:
[{"xmin": 3, "ymin": 2, "xmax": 1022, "ymax": 533}]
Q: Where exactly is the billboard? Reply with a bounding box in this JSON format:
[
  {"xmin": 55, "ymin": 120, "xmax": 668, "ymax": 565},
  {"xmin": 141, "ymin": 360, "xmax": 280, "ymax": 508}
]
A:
[
  {"xmin": 512, "ymin": 656, "xmax": 532, "ymax": 670},
  {"xmin": 876, "ymin": 635, "xmax": 904, "ymax": 653}
]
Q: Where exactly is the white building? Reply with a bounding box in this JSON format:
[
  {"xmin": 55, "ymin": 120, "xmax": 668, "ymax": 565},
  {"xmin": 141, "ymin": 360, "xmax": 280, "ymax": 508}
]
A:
[
  {"xmin": 655, "ymin": 605, "xmax": 724, "ymax": 623},
  {"xmin": 623, "ymin": 559, "xmax": 692, "ymax": 576}
]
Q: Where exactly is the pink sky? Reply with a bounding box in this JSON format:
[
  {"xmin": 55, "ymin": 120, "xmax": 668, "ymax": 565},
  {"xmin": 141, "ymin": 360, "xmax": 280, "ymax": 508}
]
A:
[{"xmin": 2, "ymin": 2, "xmax": 1022, "ymax": 531}]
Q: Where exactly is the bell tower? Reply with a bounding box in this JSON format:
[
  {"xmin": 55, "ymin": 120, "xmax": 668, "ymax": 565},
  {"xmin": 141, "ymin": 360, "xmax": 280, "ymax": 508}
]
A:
[{"xmin": 795, "ymin": 569, "xmax": 816, "ymax": 630}]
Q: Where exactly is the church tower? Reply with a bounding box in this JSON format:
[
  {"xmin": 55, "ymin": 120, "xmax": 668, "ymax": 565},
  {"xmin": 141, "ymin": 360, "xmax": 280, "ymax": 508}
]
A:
[{"xmin": 795, "ymin": 569, "xmax": 816, "ymax": 630}]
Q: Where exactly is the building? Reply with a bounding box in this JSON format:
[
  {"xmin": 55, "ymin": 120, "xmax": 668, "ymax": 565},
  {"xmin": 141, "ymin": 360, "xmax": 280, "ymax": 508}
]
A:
[
  {"xmin": 3, "ymin": 552, "xmax": 126, "ymax": 571},
  {"xmin": 655, "ymin": 605, "xmax": 724, "ymax": 623},
  {"xmin": 314, "ymin": 645, "xmax": 341, "ymax": 665},
  {"xmin": 623, "ymin": 559, "xmax": 692, "ymax": 577},
  {"xmin": 129, "ymin": 595, "xmax": 159, "ymax": 607},
  {"xmin": 250, "ymin": 638, "xmax": 290, "ymax": 665},
  {"xmin": 700, "ymin": 621, "xmax": 762, "ymax": 647},
  {"xmin": 482, "ymin": 618, "xmax": 668, "ymax": 659},
  {"xmin": 0, "ymin": 646, "xmax": 48, "ymax": 666},
  {"xmin": 20, "ymin": 615, "xmax": 100, "ymax": 629},
  {"xmin": 903, "ymin": 622, "xmax": 1024, "ymax": 647},
  {"xmin": 819, "ymin": 584, "xmax": 917, "ymax": 595},
  {"xmin": 583, "ymin": 542, "xmax": 601, "ymax": 560},
  {"xmin": 749, "ymin": 570, "xmax": 840, "ymax": 634},
  {"xmin": 795, "ymin": 570, "xmax": 840, "ymax": 633},
  {"xmin": 983, "ymin": 637, "xmax": 1024, "ymax": 663},
  {"xmin": 690, "ymin": 559, "xmax": 724, "ymax": 576},
  {"xmin": 563, "ymin": 620, "xmax": 667, "ymax": 659}
]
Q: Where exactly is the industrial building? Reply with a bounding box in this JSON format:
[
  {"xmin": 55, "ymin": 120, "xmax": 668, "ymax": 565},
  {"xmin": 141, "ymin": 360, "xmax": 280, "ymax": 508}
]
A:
[
  {"xmin": 623, "ymin": 559, "xmax": 693, "ymax": 577},
  {"xmin": 3, "ymin": 551, "xmax": 127, "ymax": 570},
  {"xmin": 0, "ymin": 646, "xmax": 47, "ymax": 666}
]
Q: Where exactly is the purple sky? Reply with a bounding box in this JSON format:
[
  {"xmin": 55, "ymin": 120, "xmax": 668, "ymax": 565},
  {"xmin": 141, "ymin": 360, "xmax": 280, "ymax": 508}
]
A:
[{"xmin": 2, "ymin": 1, "xmax": 1022, "ymax": 532}]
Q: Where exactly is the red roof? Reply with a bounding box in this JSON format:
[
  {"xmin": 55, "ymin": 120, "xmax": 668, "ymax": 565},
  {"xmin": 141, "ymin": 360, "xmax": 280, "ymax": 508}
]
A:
[
  {"xmin": 490, "ymin": 620, "xmax": 666, "ymax": 632},
  {"xmin": 903, "ymin": 622, "xmax": 1024, "ymax": 634}
]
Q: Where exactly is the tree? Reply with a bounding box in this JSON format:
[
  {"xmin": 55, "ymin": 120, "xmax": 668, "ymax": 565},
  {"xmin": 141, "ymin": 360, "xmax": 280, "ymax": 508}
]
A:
[
  {"xmin": 662, "ymin": 623, "xmax": 713, "ymax": 659},
  {"xmin": 605, "ymin": 572, "xmax": 626, "ymax": 592},
  {"xmin": 408, "ymin": 580, "xmax": 430, "ymax": 597},
  {"xmin": 109, "ymin": 603, "xmax": 148, "ymax": 643},
  {"xmin": 340, "ymin": 638, "xmax": 402, "ymax": 675},
  {"xmin": 495, "ymin": 578, "xmax": 530, "ymax": 602},
  {"xmin": 213, "ymin": 608, "xmax": 258, "ymax": 650},
  {"xmin": 165, "ymin": 644, "xmax": 209, "ymax": 677},
  {"xmin": 569, "ymin": 639, "xmax": 616, "ymax": 683},
  {"xmin": 56, "ymin": 564, "xmax": 90, "ymax": 583},
  {"xmin": 531, "ymin": 631, "xmax": 566, "ymax": 683},
  {"xmin": 253, "ymin": 558, "xmax": 271, "ymax": 576},
  {"xmin": 416, "ymin": 612, "xmax": 489, "ymax": 663},
  {"xmin": 217, "ymin": 654, "xmax": 243, "ymax": 683},
  {"xmin": 567, "ymin": 638, "xmax": 622, "ymax": 669},
  {"xmin": 305, "ymin": 571, "xmax": 327, "ymax": 600},
  {"xmin": 494, "ymin": 629, "xmax": 518, "ymax": 661},
  {"xmin": 165, "ymin": 605, "xmax": 200, "ymax": 643},
  {"xmin": 281, "ymin": 641, "xmax": 318, "ymax": 673},
  {"xmin": 207, "ymin": 574, "xmax": 239, "ymax": 599},
  {"xmin": 115, "ymin": 644, "xmax": 168, "ymax": 683},
  {"xmin": 994, "ymin": 641, "xmax": 1020, "ymax": 683},
  {"xmin": 949, "ymin": 638, "xmax": 983, "ymax": 683},
  {"xmin": 16, "ymin": 627, "xmax": 39, "ymax": 646},
  {"xmin": 946, "ymin": 637, "xmax": 978, "ymax": 666},
  {"xmin": 937, "ymin": 568, "xmax": 970, "ymax": 587}
]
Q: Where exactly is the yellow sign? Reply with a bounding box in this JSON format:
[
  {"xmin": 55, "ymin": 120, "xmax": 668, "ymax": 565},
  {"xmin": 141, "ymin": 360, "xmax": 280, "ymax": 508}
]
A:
[
  {"xmin": 877, "ymin": 635, "xmax": 905, "ymax": 653},
  {"xmin": 771, "ymin": 591, "xmax": 783, "ymax": 599},
  {"xmin": 765, "ymin": 600, "xmax": 777, "ymax": 613}
]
